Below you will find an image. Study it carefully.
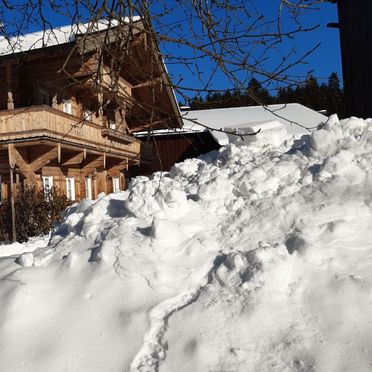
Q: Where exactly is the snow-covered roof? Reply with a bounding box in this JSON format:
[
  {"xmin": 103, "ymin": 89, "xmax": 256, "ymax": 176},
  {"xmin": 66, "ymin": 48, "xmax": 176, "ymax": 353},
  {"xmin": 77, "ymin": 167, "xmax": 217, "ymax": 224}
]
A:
[
  {"xmin": 0, "ymin": 17, "xmax": 141, "ymax": 57},
  {"xmin": 182, "ymin": 103, "xmax": 327, "ymax": 136},
  {"xmin": 135, "ymin": 103, "xmax": 328, "ymax": 146}
]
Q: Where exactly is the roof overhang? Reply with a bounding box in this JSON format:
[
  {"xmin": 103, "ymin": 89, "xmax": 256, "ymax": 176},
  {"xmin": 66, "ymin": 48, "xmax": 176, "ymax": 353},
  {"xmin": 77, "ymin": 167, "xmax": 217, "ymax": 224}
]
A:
[{"xmin": 0, "ymin": 17, "xmax": 182, "ymax": 132}]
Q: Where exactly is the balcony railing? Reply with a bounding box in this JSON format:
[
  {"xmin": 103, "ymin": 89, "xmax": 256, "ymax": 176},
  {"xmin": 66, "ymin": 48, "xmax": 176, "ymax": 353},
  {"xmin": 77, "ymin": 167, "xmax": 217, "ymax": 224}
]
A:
[{"xmin": 0, "ymin": 105, "xmax": 141, "ymax": 158}]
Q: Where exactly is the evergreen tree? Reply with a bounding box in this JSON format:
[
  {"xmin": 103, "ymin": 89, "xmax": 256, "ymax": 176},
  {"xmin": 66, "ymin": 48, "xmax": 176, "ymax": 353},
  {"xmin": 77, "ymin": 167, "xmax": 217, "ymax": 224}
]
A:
[
  {"xmin": 328, "ymin": 72, "xmax": 341, "ymax": 92},
  {"xmin": 276, "ymin": 86, "xmax": 296, "ymax": 104},
  {"xmin": 302, "ymin": 75, "xmax": 322, "ymax": 109},
  {"xmin": 326, "ymin": 72, "xmax": 345, "ymax": 116},
  {"xmin": 245, "ymin": 78, "xmax": 271, "ymax": 105},
  {"xmin": 188, "ymin": 72, "xmax": 345, "ymax": 117},
  {"xmin": 189, "ymin": 95, "xmax": 205, "ymax": 110}
]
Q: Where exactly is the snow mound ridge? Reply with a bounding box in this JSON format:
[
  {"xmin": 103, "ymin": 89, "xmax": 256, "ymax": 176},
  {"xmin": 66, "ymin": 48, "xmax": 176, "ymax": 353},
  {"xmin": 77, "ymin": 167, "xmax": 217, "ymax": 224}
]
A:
[{"xmin": 3, "ymin": 116, "xmax": 372, "ymax": 371}]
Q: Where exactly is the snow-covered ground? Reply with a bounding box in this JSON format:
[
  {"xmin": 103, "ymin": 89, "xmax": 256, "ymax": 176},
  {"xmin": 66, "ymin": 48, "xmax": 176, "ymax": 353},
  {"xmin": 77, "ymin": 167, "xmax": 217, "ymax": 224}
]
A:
[
  {"xmin": 0, "ymin": 236, "xmax": 49, "ymax": 259},
  {"xmin": 1, "ymin": 115, "xmax": 372, "ymax": 371}
]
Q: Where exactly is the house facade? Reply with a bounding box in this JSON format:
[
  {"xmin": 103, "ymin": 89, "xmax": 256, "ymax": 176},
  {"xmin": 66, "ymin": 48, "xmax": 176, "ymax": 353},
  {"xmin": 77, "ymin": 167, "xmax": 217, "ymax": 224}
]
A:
[{"xmin": 0, "ymin": 19, "xmax": 181, "ymax": 202}]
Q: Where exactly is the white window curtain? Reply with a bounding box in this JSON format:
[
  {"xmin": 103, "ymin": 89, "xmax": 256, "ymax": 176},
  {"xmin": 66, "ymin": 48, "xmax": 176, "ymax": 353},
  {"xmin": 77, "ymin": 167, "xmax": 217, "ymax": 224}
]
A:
[
  {"xmin": 112, "ymin": 177, "xmax": 120, "ymax": 193},
  {"xmin": 83, "ymin": 109, "xmax": 93, "ymax": 121},
  {"xmin": 85, "ymin": 176, "xmax": 92, "ymax": 200},
  {"xmin": 63, "ymin": 100, "xmax": 72, "ymax": 115},
  {"xmin": 66, "ymin": 177, "xmax": 76, "ymax": 201},
  {"xmin": 42, "ymin": 176, "xmax": 53, "ymax": 190}
]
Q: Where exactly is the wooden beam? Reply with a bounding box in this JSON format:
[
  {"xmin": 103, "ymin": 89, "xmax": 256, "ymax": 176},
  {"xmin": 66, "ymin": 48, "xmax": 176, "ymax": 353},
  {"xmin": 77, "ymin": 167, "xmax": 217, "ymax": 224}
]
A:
[
  {"xmin": 57, "ymin": 144, "xmax": 61, "ymax": 164},
  {"xmin": 29, "ymin": 147, "xmax": 58, "ymax": 171},
  {"xmin": 62, "ymin": 151, "xmax": 85, "ymax": 166},
  {"xmin": 107, "ymin": 159, "xmax": 128, "ymax": 177},
  {"xmin": 8, "ymin": 144, "xmax": 36, "ymax": 179},
  {"xmin": 128, "ymin": 119, "xmax": 169, "ymax": 133},
  {"xmin": 82, "ymin": 155, "xmax": 104, "ymax": 170},
  {"xmin": 8, "ymin": 144, "xmax": 15, "ymax": 168},
  {"xmin": 101, "ymin": 128, "xmax": 134, "ymax": 143},
  {"xmin": 132, "ymin": 77, "xmax": 162, "ymax": 89}
]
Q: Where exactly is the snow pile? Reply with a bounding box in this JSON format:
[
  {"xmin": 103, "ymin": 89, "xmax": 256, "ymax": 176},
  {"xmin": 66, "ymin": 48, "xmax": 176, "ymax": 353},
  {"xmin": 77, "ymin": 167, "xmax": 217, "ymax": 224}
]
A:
[
  {"xmin": 2, "ymin": 115, "xmax": 372, "ymax": 371},
  {"xmin": 0, "ymin": 235, "xmax": 49, "ymax": 258},
  {"xmin": 224, "ymin": 119, "xmax": 289, "ymax": 148}
]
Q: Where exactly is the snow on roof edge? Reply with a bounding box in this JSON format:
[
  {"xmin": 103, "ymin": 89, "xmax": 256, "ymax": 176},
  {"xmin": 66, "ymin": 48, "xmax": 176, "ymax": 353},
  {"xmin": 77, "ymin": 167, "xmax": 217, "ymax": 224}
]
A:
[
  {"xmin": 0, "ymin": 16, "xmax": 142, "ymax": 57},
  {"xmin": 182, "ymin": 102, "xmax": 325, "ymax": 115},
  {"xmin": 181, "ymin": 103, "xmax": 328, "ymax": 135}
]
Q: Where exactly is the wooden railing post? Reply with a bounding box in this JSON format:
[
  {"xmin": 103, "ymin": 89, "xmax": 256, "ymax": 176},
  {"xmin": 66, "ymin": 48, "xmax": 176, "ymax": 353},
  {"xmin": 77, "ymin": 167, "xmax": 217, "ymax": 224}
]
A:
[{"xmin": 9, "ymin": 165, "xmax": 16, "ymax": 242}]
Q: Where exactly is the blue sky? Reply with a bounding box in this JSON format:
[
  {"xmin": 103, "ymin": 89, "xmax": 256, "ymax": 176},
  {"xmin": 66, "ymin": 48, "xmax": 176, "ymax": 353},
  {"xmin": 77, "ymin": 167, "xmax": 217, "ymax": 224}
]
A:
[
  {"xmin": 270, "ymin": 1, "xmax": 342, "ymax": 81},
  {"xmin": 2, "ymin": 1, "xmax": 342, "ymax": 97},
  {"xmin": 158, "ymin": 1, "xmax": 342, "ymax": 100}
]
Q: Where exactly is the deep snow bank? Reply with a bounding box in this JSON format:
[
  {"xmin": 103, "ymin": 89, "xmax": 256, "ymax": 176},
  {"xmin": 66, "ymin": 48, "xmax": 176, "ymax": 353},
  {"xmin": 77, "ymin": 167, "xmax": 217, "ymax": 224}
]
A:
[{"xmin": 2, "ymin": 115, "xmax": 372, "ymax": 371}]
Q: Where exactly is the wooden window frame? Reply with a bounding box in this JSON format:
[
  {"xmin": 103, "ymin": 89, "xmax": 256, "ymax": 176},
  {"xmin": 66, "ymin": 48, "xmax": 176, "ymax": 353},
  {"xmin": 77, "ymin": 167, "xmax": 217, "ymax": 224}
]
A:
[
  {"xmin": 66, "ymin": 177, "xmax": 76, "ymax": 201},
  {"xmin": 42, "ymin": 175, "xmax": 53, "ymax": 190},
  {"xmin": 112, "ymin": 177, "xmax": 120, "ymax": 193},
  {"xmin": 62, "ymin": 100, "xmax": 72, "ymax": 115},
  {"xmin": 85, "ymin": 176, "xmax": 92, "ymax": 200}
]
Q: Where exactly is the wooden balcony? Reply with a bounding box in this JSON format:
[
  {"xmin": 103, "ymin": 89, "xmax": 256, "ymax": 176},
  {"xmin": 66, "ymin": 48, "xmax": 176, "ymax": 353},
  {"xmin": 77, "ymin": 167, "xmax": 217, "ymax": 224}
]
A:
[
  {"xmin": 0, "ymin": 105, "xmax": 141, "ymax": 159},
  {"xmin": 101, "ymin": 127, "xmax": 134, "ymax": 144}
]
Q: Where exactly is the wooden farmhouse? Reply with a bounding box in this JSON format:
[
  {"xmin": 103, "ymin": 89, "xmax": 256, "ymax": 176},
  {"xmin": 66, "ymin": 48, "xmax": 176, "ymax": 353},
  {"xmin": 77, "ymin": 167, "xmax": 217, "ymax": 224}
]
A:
[{"xmin": 0, "ymin": 18, "xmax": 181, "ymax": 202}]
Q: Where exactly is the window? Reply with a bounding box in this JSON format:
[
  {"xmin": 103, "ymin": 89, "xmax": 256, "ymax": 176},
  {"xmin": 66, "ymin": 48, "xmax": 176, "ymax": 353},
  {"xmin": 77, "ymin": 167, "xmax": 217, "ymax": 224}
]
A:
[
  {"xmin": 85, "ymin": 176, "xmax": 92, "ymax": 200},
  {"xmin": 63, "ymin": 100, "xmax": 72, "ymax": 115},
  {"xmin": 112, "ymin": 177, "xmax": 120, "ymax": 193},
  {"xmin": 42, "ymin": 176, "xmax": 53, "ymax": 190},
  {"xmin": 42, "ymin": 176, "xmax": 53, "ymax": 199},
  {"xmin": 66, "ymin": 177, "xmax": 76, "ymax": 201},
  {"xmin": 83, "ymin": 109, "xmax": 93, "ymax": 121}
]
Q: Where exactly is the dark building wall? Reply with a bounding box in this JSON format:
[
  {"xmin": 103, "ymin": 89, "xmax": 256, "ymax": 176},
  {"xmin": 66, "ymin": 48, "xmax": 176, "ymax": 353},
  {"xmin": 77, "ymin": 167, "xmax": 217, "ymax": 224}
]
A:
[
  {"xmin": 337, "ymin": 0, "xmax": 372, "ymax": 118},
  {"xmin": 130, "ymin": 132, "xmax": 220, "ymax": 177}
]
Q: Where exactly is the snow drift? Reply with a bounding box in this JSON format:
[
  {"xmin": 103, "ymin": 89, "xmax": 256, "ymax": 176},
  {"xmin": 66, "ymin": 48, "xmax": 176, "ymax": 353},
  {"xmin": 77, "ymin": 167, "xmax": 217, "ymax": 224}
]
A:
[{"xmin": 2, "ymin": 115, "xmax": 372, "ymax": 371}]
